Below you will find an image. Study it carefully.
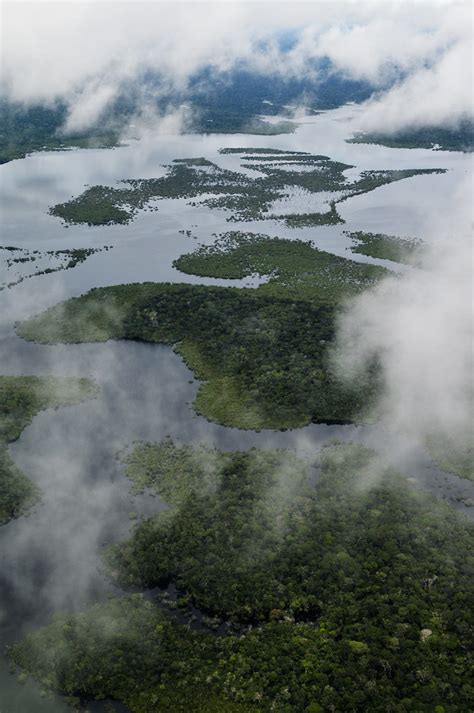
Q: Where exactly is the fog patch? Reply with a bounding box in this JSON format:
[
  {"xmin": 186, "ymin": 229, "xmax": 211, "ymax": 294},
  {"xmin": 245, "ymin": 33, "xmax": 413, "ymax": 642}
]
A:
[{"xmin": 333, "ymin": 174, "xmax": 473, "ymax": 463}]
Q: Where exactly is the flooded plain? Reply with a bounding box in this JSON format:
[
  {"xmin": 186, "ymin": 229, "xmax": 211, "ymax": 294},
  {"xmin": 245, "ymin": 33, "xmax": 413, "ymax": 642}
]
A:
[{"xmin": 0, "ymin": 106, "xmax": 472, "ymax": 711}]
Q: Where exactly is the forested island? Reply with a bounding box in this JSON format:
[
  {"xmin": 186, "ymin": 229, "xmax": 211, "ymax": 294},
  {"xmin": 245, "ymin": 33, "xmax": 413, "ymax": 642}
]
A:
[
  {"xmin": 348, "ymin": 120, "xmax": 474, "ymax": 153},
  {"xmin": 345, "ymin": 232, "xmax": 423, "ymax": 264},
  {"xmin": 16, "ymin": 231, "xmax": 389, "ymax": 429},
  {"xmin": 9, "ymin": 440, "xmax": 474, "ymax": 712}
]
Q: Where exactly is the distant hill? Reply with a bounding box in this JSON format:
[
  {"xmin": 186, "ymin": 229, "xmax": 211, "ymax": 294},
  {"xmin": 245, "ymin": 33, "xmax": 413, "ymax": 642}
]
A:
[{"xmin": 0, "ymin": 59, "xmax": 375, "ymax": 163}]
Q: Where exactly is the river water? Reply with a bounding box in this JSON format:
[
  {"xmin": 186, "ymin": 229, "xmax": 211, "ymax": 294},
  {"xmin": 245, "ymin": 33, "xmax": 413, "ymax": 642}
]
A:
[{"xmin": 0, "ymin": 106, "xmax": 472, "ymax": 711}]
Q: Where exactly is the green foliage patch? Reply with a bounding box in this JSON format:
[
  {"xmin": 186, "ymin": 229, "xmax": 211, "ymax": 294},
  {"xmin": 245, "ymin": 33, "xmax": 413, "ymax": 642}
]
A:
[
  {"xmin": 16, "ymin": 280, "xmax": 378, "ymax": 428},
  {"xmin": 9, "ymin": 442, "xmax": 474, "ymax": 712},
  {"xmin": 0, "ymin": 98, "xmax": 121, "ymax": 164},
  {"xmin": 1, "ymin": 245, "xmax": 111, "ymax": 290},
  {"xmin": 348, "ymin": 120, "xmax": 474, "ymax": 152},
  {"xmin": 174, "ymin": 231, "xmax": 389, "ymax": 302},
  {"xmin": 346, "ymin": 231, "xmax": 424, "ymax": 264},
  {"xmin": 426, "ymin": 433, "xmax": 474, "ymax": 481},
  {"xmin": 0, "ymin": 376, "xmax": 97, "ymax": 524},
  {"xmin": 47, "ymin": 148, "xmax": 445, "ymax": 227}
]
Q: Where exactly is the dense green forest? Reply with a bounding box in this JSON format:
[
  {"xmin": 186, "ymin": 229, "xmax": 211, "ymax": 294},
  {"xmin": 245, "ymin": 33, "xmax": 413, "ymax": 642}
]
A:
[
  {"xmin": 0, "ymin": 99, "xmax": 121, "ymax": 164},
  {"xmin": 16, "ymin": 229, "xmax": 388, "ymax": 429},
  {"xmin": 47, "ymin": 148, "xmax": 445, "ymax": 227},
  {"xmin": 346, "ymin": 231, "xmax": 423, "ymax": 264},
  {"xmin": 0, "ymin": 61, "xmax": 375, "ymax": 163},
  {"xmin": 348, "ymin": 120, "xmax": 474, "ymax": 152},
  {"xmin": 0, "ymin": 376, "xmax": 97, "ymax": 523},
  {"xmin": 9, "ymin": 441, "xmax": 474, "ymax": 712}
]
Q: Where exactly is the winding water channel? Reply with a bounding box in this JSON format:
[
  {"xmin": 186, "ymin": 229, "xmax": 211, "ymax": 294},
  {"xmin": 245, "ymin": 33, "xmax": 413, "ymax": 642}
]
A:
[{"xmin": 1, "ymin": 107, "xmax": 472, "ymax": 711}]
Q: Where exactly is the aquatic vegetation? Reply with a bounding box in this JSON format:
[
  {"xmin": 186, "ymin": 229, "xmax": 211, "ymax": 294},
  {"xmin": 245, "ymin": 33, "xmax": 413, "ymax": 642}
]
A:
[
  {"xmin": 47, "ymin": 148, "xmax": 445, "ymax": 227},
  {"xmin": 346, "ymin": 231, "xmax": 423, "ymax": 264},
  {"xmin": 174, "ymin": 231, "xmax": 389, "ymax": 301},
  {"xmin": 10, "ymin": 442, "xmax": 474, "ymax": 712},
  {"xmin": 218, "ymin": 147, "xmax": 311, "ymax": 155},
  {"xmin": 271, "ymin": 203, "xmax": 344, "ymax": 227},
  {"xmin": 0, "ymin": 376, "xmax": 97, "ymax": 524},
  {"xmin": 0, "ymin": 245, "xmax": 111, "ymax": 290}
]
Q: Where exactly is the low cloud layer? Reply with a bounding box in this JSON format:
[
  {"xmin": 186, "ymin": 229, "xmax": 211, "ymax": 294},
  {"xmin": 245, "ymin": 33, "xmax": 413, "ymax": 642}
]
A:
[
  {"xmin": 334, "ymin": 173, "xmax": 473, "ymax": 454},
  {"xmin": 1, "ymin": 1, "xmax": 472, "ymax": 134}
]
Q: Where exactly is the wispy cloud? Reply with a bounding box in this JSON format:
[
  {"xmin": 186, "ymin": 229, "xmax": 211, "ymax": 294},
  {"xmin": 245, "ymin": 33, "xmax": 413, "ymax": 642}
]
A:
[{"xmin": 2, "ymin": 1, "xmax": 472, "ymax": 133}]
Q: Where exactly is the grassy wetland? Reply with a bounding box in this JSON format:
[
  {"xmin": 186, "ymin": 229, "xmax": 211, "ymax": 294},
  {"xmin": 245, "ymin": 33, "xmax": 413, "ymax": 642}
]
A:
[
  {"xmin": 47, "ymin": 148, "xmax": 445, "ymax": 228},
  {"xmin": 1, "ymin": 246, "xmax": 111, "ymax": 290}
]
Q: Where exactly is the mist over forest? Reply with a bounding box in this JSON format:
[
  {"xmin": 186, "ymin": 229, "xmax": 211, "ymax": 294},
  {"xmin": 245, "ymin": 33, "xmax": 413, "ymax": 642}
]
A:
[{"xmin": 0, "ymin": 2, "xmax": 472, "ymax": 712}]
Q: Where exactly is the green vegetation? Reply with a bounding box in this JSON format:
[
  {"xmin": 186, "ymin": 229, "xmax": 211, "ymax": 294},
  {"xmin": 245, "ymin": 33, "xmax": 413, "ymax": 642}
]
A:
[
  {"xmin": 8, "ymin": 593, "xmax": 257, "ymax": 712},
  {"xmin": 14, "ymin": 232, "xmax": 389, "ymax": 428},
  {"xmin": 273, "ymin": 203, "xmax": 343, "ymax": 228},
  {"xmin": 0, "ymin": 447, "xmax": 38, "ymax": 527},
  {"xmin": 174, "ymin": 231, "xmax": 388, "ymax": 301},
  {"xmin": 0, "ymin": 97, "xmax": 121, "ymax": 164},
  {"xmin": 108, "ymin": 441, "xmax": 312, "ymax": 622},
  {"xmin": 1, "ymin": 246, "xmax": 111, "ymax": 290},
  {"xmin": 16, "ymin": 248, "xmax": 382, "ymax": 428},
  {"xmin": 348, "ymin": 120, "xmax": 474, "ymax": 153},
  {"xmin": 218, "ymin": 148, "xmax": 311, "ymax": 155},
  {"xmin": 1, "ymin": 62, "xmax": 374, "ymax": 163},
  {"xmin": 0, "ymin": 376, "xmax": 97, "ymax": 524},
  {"xmin": 346, "ymin": 231, "xmax": 423, "ymax": 264},
  {"xmin": 49, "ymin": 186, "xmax": 136, "ymax": 226},
  {"xmin": 427, "ymin": 434, "xmax": 474, "ymax": 481},
  {"xmin": 47, "ymin": 148, "xmax": 445, "ymax": 227},
  {"xmin": 10, "ymin": 442, "xmax": 474, "ymax": 712}
]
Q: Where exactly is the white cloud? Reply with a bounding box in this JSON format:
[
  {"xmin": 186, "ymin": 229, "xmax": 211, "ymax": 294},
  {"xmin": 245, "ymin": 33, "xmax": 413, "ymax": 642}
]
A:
[
  {"xmin": 354, "ymin": 36, "xmax": 473, "ymax": 132},
  {"xmin": 1, "ymin": 1, "xmax": 472, "ymax": 133},
  {"xmin": 334, "ymin": 173, "xmax": 473, "ymax": 452},
  {"xmin": 63, "ymin": 80, "xmax": 120, "ymax": 133}
]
